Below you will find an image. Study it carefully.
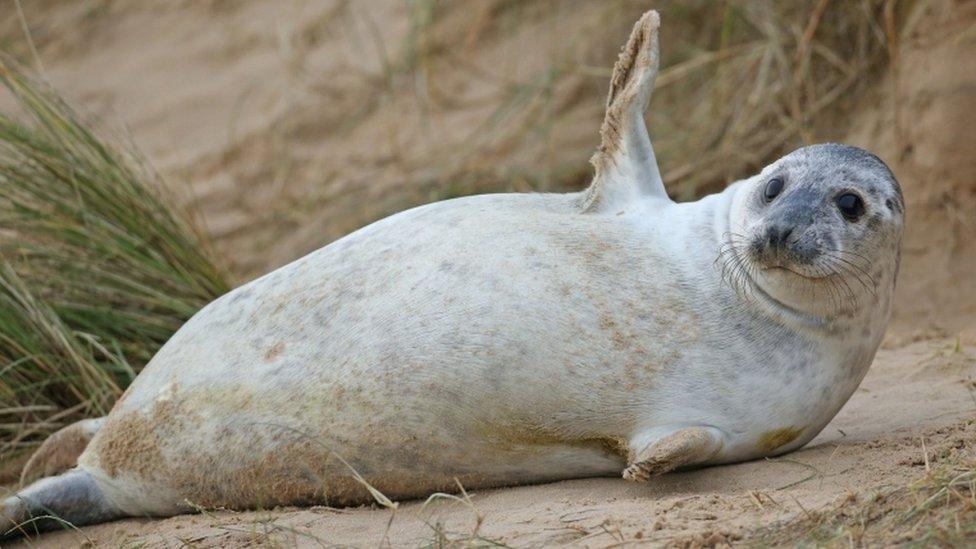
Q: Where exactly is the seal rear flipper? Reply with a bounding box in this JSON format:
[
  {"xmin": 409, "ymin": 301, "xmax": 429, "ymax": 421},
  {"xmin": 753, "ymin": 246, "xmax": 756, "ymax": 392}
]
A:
[
  {"xmin": 582, "ymin": 10, "xmax": 668, "ymax": 213},
  {"xmin": 623, "ymin": 425, "xmax": 725, "ymax": 482},
  {"xmin": 20, "ymin": 417, "xmax": 105, "ymax": 486},
  {"xmin": 1, "ymin": 469, "xmax": 124, "ymax": 539}
]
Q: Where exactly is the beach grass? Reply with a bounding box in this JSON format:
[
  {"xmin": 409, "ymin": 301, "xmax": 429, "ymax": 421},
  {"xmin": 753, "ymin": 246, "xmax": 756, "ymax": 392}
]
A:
[{"xmin": 0, "ymin": 57, "xmax": 229, "ymax": 458}]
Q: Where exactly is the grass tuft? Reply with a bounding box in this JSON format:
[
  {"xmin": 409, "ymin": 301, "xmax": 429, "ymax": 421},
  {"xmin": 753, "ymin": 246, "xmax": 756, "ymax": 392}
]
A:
[
  {"xmin": 0, "ymin": 57, "xmax": 230, "ymax": 459},
  {"xmin": 752, "ymin": 424, "xmax": 976, "ymax": 547}
]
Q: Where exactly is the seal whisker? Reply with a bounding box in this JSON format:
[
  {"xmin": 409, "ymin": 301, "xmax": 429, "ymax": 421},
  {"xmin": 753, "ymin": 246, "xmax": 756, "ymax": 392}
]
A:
[
  {"xmin": 828, "ymin": 256, "xmax": 874, "ymax": 290},
  {"xmin": 814, "ymin": 264, "xmax": 842, "ymax": 312},
  {"xmin": 833, "ymin": 270, "xmax": 858, "ymax": 310},
  {"xmin": 820, "ymin": 252, "xmax": 878, "ymax": 297},
  {"xmin": 816, "ymin": 260, "xmax": 858, "ymax": 310},
  {"xmin": 829, "ymin": 260, "xmax": 870, "ymax": 303},
  {"xmin": 832, "ymin": 252, "xmax": 879, "ymax": 294},
  {"xmin": 829, "ymin": 251, "xmax": 877, "ymax": 284},
  {"xmin": 824, "ymin": 249, "xmax": 873, "ymax": 275},
  {"xmin": 834, "ymin": 249, "xmax": 873, "ymax": 264},
  {"xmin": 715, "ymin": 237, "xmax": 760, "ymax": 306}
]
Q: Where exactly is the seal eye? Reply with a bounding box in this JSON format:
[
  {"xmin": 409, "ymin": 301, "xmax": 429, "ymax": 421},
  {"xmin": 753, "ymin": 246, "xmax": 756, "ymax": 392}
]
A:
[
  {"xmin": 763, "ymin": 178, "xmax": 784, "ymax": 203},
  {"xmin": 836, "ymin": 193, "xmax": 865, "ymax": 221}
]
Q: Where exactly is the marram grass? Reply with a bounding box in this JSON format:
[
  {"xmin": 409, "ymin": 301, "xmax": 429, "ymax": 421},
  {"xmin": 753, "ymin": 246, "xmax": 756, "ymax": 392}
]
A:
[{"xmin": 0, "ymin": 58, "xmax": 230, "ymax": 456}]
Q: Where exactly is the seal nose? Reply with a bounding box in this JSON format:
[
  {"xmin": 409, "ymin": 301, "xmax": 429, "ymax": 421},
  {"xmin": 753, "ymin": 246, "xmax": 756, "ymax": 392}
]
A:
[{"xmin": 765, "ymin": 224, "xmax": 794, "ymax": 249}]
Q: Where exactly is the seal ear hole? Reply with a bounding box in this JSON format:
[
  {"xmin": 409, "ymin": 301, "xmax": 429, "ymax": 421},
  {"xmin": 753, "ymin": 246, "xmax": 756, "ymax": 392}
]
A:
[
  {"xmin": 836, "ymin": 192, "xmax": 865, "ymax": 222},
  {"xmin": 763, "ymin": 178, "xmax": 784, "ymax": 203}
]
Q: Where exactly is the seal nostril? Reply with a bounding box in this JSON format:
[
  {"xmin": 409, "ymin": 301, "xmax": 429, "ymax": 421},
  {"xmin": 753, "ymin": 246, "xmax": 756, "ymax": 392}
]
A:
[
  {"xmin": 781, "ymin": 226, "xmax": 794, "ymax": 243},
  {"xmin": 765, "ymin": 225, "xmax": 794, "ymax": 248}
]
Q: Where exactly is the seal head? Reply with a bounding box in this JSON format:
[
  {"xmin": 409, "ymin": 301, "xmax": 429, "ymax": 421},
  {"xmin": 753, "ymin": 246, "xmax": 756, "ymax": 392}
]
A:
[{"xmin": 726, "ymin": 144, "xmax": 904, "ymax": 319}]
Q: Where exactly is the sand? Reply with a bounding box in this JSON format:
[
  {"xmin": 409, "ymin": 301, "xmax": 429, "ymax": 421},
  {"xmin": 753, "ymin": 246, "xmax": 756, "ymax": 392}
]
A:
[{"xmin": 1, "ymin": 0, "xmax": 974, "ymax": 546}]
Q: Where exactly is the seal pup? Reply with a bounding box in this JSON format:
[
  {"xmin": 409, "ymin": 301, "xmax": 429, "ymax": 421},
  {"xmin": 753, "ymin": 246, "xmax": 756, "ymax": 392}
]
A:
[{"xmin": 2, "ymin": 10, "xmax": 903, "ymax": 535}]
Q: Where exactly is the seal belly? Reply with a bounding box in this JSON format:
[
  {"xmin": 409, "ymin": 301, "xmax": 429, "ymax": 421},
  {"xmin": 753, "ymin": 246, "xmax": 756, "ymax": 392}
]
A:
[
  {"xmin": 78, "ymin": 193, "xmax": 649, "ymax": 514},
  {"xmin": 80, "ymin": 378, "xmax": 626, "ymax": 515}
]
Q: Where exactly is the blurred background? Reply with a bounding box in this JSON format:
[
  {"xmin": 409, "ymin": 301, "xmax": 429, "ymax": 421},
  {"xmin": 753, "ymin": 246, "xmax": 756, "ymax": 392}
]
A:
[{"xmin": 0, "ymin": 0, "xmax": 973, "ymax": 488}]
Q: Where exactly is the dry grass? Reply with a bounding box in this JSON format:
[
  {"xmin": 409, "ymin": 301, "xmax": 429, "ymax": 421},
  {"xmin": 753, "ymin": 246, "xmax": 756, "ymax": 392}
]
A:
[
  {"xmin": 751, "ymin": 422, "xmax": 976, "ymax": 547},
  {"xmin": 370, "ymin": 0, "xmax": 894, "ymax": 200}
]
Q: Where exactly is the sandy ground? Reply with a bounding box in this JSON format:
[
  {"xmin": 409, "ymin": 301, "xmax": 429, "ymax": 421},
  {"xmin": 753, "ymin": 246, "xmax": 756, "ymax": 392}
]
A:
[{"xmin": 1, "ymin": 0, "xmax": 975, "ymax": 546}]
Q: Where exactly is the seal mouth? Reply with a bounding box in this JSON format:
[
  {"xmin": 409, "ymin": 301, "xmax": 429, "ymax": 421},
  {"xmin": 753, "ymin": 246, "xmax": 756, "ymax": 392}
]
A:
[{"xmin": 748, "ymin": 236, "xmax": 837, "ymax": 281}]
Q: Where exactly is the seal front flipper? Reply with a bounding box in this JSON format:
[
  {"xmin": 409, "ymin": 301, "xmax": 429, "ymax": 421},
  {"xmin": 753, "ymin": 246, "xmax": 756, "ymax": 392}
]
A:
[
  {"xmin": 622, "ymin": 426, "xmax": 725, "ymax": 482},
  {"xmin": 581, "ymin": 10, "xmax": 668, "ymax": 213}
]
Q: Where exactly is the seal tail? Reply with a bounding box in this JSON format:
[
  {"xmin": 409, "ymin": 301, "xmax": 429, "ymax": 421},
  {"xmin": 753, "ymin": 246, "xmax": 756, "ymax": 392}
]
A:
[
  {"xmin": 20, "ymin": 417, "xmax": 105, "ymax": 485},
  {"xmin": 1, "ymin": 468, "xmax": 123, "ymax": 539}
]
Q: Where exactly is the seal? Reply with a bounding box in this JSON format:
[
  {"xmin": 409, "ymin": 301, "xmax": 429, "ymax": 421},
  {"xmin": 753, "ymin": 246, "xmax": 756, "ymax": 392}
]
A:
[{"xmin": 2, "ymin": 10, "xmax": 904, "ymax": 536}]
